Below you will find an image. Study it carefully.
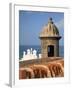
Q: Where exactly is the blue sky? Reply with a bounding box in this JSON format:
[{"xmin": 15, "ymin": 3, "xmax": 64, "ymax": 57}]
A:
[{"xmin": 19, "ymin": 10, "xmax": 64, "ymax": 46}]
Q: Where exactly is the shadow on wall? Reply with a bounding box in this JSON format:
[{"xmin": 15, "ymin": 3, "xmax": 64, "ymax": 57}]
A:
[{"xmin": 19, "ymin": 60, "xmax": 64, "ymax": 79}]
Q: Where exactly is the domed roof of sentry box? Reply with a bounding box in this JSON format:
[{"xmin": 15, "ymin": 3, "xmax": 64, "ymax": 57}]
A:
[{"xmin": 39, "ymin": 18, "xmax": 60, "ymax": 38}]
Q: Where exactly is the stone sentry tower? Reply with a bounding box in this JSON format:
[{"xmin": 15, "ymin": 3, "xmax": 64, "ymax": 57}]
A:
[{"xmin": 39, "ymin": 18, "xmax": 61, "ymax": 58}]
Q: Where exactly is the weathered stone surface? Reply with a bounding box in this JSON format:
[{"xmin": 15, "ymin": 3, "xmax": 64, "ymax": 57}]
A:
[{"xmin": 39, "ymin": 18, "xmax": 61, "ymax": 58}]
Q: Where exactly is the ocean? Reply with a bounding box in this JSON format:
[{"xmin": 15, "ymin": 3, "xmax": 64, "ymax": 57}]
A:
[{"xmin": 19, "ymin": 45, "xmax": 64, "ymax": 59}]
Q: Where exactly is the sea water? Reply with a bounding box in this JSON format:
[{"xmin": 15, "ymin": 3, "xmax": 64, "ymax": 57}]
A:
[{"xmin": 19, "ymin": 45, "xmax": 64, "ymax": 59}]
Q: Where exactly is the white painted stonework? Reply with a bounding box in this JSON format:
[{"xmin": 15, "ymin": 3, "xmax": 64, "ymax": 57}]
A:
[{"xmin": 20, "ymin": 48, "xmax": 42, "ymax": 61}]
